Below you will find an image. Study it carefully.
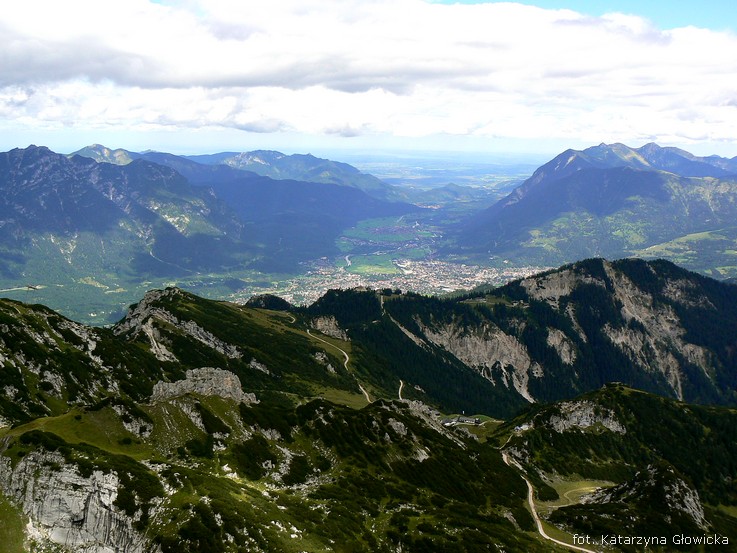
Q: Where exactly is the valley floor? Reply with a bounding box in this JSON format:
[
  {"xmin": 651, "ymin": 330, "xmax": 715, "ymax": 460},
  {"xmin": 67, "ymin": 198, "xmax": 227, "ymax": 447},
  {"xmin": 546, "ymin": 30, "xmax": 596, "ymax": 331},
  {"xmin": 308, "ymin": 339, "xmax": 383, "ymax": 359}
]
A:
[{"xmin": 229, "ymin": 256, "xmax": 548, "ymax": 306}]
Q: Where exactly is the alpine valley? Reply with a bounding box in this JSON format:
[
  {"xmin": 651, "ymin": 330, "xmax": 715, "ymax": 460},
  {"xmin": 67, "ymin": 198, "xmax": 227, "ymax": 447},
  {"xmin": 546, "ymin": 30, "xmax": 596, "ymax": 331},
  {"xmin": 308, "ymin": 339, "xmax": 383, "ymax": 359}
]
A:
[
  {"xmin": 3, "ymin": 141, "xmax": 737, "ymax": 325},
  {"xmin": 0, "ymin": 145, "xmax": 419, "ymax": 323},
  {"xmin": 2, "ymin": 142, "xmax": 737, "ymax": 552}
]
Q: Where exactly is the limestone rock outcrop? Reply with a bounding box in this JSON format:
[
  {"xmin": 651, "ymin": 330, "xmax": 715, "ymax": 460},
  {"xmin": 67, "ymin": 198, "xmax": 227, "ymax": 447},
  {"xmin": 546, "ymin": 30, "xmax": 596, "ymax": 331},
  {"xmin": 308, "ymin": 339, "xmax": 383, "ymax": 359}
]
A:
[
  {"xmin": 0, "ymin": 451, "xmax": 157, "ymax": 553},
  {"xmin": 150, "ymin": 367, "xmax": 257, "ymax": 404}
]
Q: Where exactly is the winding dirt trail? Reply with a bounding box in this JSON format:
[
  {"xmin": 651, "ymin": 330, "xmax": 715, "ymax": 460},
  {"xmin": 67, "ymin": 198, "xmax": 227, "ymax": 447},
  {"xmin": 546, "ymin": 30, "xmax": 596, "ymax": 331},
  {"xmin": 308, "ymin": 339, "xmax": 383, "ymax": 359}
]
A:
[
  {"xmin": 501, "ymin": 451, "xmax": 600, "ymax": 553},
  {"xmin": 307, "ymin": 329, "xmax": 371, "ymax": 403},
  {"xmin": 357, "ymin": 384, "xmax": 371, "ymax": 404}
]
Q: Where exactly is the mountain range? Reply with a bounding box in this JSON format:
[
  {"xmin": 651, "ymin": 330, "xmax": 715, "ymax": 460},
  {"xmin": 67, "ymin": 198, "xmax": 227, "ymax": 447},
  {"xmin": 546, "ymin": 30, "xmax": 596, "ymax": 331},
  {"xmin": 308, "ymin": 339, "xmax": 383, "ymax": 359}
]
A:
[
  {"xmin": 4, "ymin": 141, "xmax": 737, "ymax": 325},
  {"xmin": 0, "ymin": 146, "xmax": 418, "ymax": 322},
  {"xmin": 1, "ymin": 258, "xmax": 737, "ymax": 551},
  {"xmin": 72, "ymin": 146, "xmax": 415, "ymax": 268},
  {"xmin": 0, "ymin": 146, "xmax": 255, "ymax": 305},
  {"xmin": 73, "ymin": 144, "xmax": 401, "ymax": 201},
  {"xmin": 457, "ymin": 142, "xmax": 737, "ymax": 277},
  {"xmin": 4, "ymin": 140, "xmax": 737, "ymax": 551}
]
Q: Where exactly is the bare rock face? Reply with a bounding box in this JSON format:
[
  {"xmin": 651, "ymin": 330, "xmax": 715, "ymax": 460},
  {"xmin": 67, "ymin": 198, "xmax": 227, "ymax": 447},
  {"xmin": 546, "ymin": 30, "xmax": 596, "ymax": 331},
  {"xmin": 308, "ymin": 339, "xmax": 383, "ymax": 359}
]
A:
[
  {"xmin": 310, "ymin": 316, "xmax": 348, "ymax": 340},
  {"xmin": 519, "ymin": 259, "xmax": 717, "ymax": 402},
  {"xmin": 312, "ymin": 352, "xmax": 336, "ymax": 374},
  {"xmin": 661, "ymin": 474, "xmax": 708, "ymax": 531},
  {"xmin": 521, "ymin": 268, "xmax": 604, "ymax": 309},
  {"xmin": 546, "ymin": 400, "xmax": 626, "ymax": 434},
  {"xmin": 0, "ymin": 451, "xmax": 157, "ymax": 553},
  {"xmin": 249, "ymin": 358, "xmax": 271, "ymax": 375},
  {"xmin": 151, "ymin": 367, "xmax": 257, "ymax": 404},
  {"xmin": 420, "ymin": 321, "xmax": 540, "ymax": 403},
  {"xmin": 113, "ymin": 288, "xmax": 180, "ymax": 336},
  {"xmin": 138, "ymin": 319, "xmax": 178, "ymax": 363},
  {"xmin": 584, "ymin": 463, "xmax": 708, "ymax": 531},
  {"xmin": 114, "ymin": 288, "xmax": 241, "ymax": 361},
  {"xmin": 546, "ymin": 328, "xmax": 576, "ymax": 365},
  {"xmin": 596, "ymin": 262, "xmax": 713, "ymax": 401}
]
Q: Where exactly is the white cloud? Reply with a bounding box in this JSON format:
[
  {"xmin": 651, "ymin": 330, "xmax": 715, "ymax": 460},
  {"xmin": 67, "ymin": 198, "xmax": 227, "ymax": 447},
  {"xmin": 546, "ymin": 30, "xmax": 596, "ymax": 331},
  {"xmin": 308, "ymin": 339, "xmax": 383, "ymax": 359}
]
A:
[{"xmin": 1, "ymin": 0, "xmax": 737, "ymax": 151}]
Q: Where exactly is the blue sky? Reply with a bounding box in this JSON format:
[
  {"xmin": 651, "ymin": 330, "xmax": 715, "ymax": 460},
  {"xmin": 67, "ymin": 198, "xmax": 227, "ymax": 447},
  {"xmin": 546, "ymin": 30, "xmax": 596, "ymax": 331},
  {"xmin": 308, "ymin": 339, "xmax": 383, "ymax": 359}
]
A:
[
  {"xmin": 2, "ymin": 0, "xmax": 737, "ymax": 158},
  {"xmin": 435, "ymin": 1, "xmax": 737, "ymax": 32}
]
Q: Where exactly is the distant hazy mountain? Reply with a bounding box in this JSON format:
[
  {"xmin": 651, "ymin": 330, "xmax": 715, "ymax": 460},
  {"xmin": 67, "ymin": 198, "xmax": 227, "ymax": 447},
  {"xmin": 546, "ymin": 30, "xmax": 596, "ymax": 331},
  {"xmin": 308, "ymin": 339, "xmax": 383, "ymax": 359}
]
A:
[
  {"xmin": 70, "ymin": 143, "xmax": 140, "ymax": 165},
  {"xmin": 73, "ymin": 145, "xmax": 405, "ymax": 201},
  {"xmin": 71, "ymin": 145, "xmax": 255, "ymax": 185},
  {"xmin": 208, "ymin": 175, "xmax": 417, "ymax": 271},
  {"xmin": 635, "ymin": 141, "xmax": 737, "ymax": 176},
  {"xmin": 456, "ymin": 142, "xmax": 737, "ymax": 277},
  {"xmin": 131, "ymin": 150, "xmax": 252, "ymax": 184},
  {"xmin": 72, "ymin": 146, "xmax": 419, "ymax": 270},
  {"xmin": 187, "ymin": 149, "xmax": 403, "ymax": 200}
]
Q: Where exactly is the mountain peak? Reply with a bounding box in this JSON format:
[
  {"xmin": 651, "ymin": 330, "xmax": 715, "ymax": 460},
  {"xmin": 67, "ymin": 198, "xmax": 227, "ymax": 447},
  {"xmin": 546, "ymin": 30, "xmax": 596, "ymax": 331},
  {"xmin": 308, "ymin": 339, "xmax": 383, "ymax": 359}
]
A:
[
  {"xmin": 71, "ymin": 144, "xmax": 137, "ymax": 165},
  {"xmin": 13, "ymin": 144, "xmax": 53, "ymax": 156},
  {"xmin": 3, "ymin": 144, "xmax": 68, "ymax": 172},
  {"xmin": 457, "ymin": 141, "xmax": 737, "ymax": 263}
]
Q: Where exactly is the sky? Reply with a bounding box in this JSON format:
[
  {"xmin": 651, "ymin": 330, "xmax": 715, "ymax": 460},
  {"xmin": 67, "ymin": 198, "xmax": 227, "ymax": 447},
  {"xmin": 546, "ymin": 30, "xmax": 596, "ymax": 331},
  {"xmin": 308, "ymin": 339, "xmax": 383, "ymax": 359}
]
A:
[{"xmin": 2, "ymin": 0, "xmax": 737, "ymax": 158}]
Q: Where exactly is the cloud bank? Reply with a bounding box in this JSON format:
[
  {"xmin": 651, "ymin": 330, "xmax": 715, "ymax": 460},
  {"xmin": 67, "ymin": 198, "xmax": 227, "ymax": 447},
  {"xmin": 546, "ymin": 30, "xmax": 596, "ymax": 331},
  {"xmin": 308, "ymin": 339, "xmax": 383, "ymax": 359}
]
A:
[{"xmin": 2, "ymin": 0, "xmax": 737, "ymax": 150}]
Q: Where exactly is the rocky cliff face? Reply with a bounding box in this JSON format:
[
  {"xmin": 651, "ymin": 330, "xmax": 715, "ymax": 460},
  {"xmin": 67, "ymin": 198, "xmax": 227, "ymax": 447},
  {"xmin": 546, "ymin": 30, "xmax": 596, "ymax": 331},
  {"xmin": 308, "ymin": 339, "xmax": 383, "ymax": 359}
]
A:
[
  {"xmin": 520, "ymin": 267, "xmax": 602, "ymax": 308},
  {"xmin": 310, "ymin": 316, "xmax": 349, "ymax": 340},
  {"xmin": 499, "ymin": 258, "xmax": 734, "ymax": 404},
  {"xmin": 599, "ymin": 262, "xmax": 713, "ymax": 400},
  {"xmin": 545, "ymin": 328, "xmax": 576, "ymax": 365},
  {"xmin": 0, "ymin": 451, "xmax": 156, "ymax": 553},
  {"xmin": 374, "ymin": 257, "xmax": 737, "ymax": 409},
  {"xmin": 420, "ymin": 320, "xmax": 540, "ymax": 403}
]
